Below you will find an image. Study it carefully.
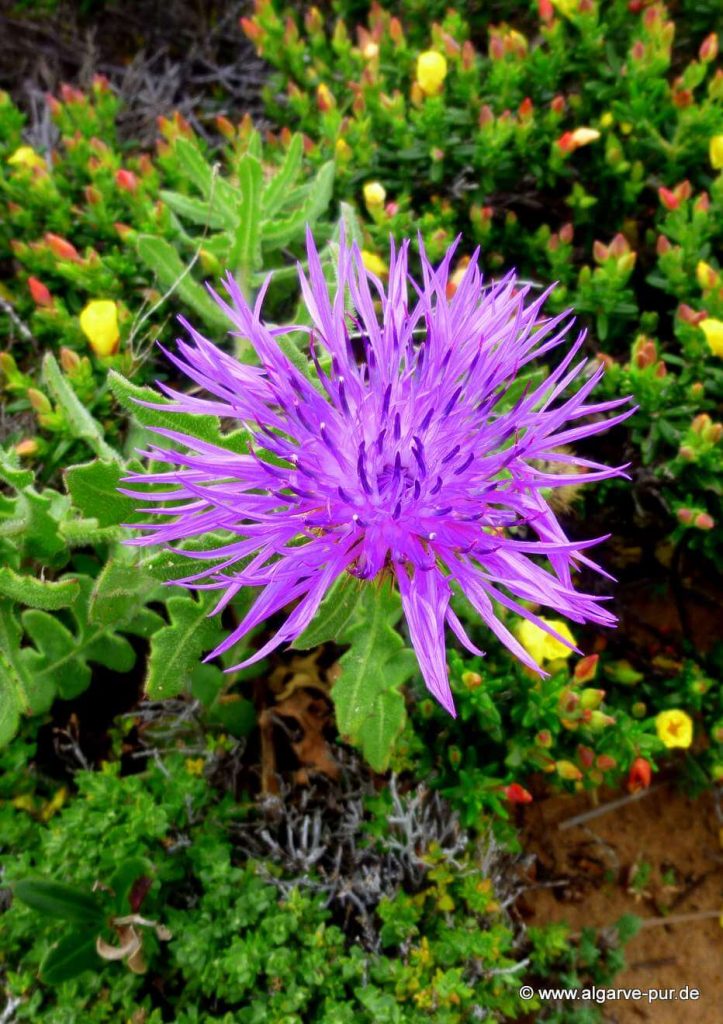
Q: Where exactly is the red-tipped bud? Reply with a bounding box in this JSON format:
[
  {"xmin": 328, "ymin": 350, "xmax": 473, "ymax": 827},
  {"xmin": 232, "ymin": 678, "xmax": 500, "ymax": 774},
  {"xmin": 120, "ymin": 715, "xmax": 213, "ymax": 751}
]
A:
[
  {"xmin": 658, "ymin": 187, "xmax": 679, "ymax": 211},
  {"xmin": 538, "ymin": 0, "xmax": 554, "ymax": 23},
  {"xmin": 115, "ymin": 169, "xmax": 138, "ymax": 193},
  {"xmin": 504, "ymin": 783, "xmax": 533, "ymax": 804},
  {"xmin": 596, "ymin": 754, "xmax": 617, "ymax": 771},
  {"xmin": 45, "ymin": 232, "xmax": 81, "ymax": 263},
  {"xmin": 627, "ymin": 756, "xmax": 651, "ymax": 793},
  {"xmin": 573, "ymin": 653, "xmax": 599, "ymax": 683},
  {"xmin": 27, "ymin": 276, "xmax": 53, "ymax": 308},
  {"xmin": 240, "ymin": 16, "xmax": 262, "ymax": 42},
  {"xmin": 693, "ymin": 512, "xmax": 714, "ymax": 530},
  {"xmin": 559, "ymin": 222, "xmax": 574, "ymax": 244},
  {"xmin": 577, "ymin": 745, "xmax": 595, "ymax": 769},
  {"xmin": 518, "ymin": 96, "xmax": 534, "ymax": 120},
  {"xmin": 700, "ymin": 33, "xmax": 719, "ymax": 62},
  {"xmin": 676, "ymin": 508, "xmax": 694, "ymax": 524}
]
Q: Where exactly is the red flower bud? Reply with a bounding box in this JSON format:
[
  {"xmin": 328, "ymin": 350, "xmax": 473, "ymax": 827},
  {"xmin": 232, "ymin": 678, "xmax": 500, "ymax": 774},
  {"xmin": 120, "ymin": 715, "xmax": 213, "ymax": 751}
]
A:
[
  {"xmin": 627, "ymin": 756, "xmax": 651, "ymax": 793},
  {"xmin": 27, "ymin": 276, "xmax": 53, "ymax": 308},
  {"xmin": 45, "ymin": 232, "xmax": 81, "ymax": 263},
  {"xmin": 658, "ymin": 187, "xmax": 679, "ymax": 211},
  {"xmin": 694, "ymin": 512, "xmax": 714, "ymax": 530},
  {"xmin": 504, "ymin": 783, "xmax": 533, "ymax": 804},
  {"xmin": 115, "ymin": 169, "xmax": 138, "ymax": 193}
]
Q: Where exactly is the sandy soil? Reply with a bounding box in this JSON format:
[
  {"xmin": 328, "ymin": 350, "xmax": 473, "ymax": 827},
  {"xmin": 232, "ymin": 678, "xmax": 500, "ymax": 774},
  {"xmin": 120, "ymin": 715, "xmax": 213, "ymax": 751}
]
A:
[{"xmin": 519, "ymin": 782, "xmax": 722, "ymax": 1023}]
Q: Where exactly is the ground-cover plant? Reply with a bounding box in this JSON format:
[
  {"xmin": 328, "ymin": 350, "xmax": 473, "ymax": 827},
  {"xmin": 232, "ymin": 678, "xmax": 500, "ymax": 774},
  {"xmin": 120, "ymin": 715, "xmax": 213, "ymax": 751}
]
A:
[
  {"xmin": 0, "ymin": 83, "xmax": 338, "ymax": 470},
  {"xmin": 242, "ymin": 0, "xmax": 723, "ymax": 566},
  {"xmin": 0, "ymin": 729, "xmax": 637, "ymax": 1023}
]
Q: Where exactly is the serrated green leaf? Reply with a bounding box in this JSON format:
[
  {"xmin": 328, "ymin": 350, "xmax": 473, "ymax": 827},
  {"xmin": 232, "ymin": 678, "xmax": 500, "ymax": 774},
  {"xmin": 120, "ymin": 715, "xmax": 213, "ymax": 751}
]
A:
[
  {"xmin": 296, "ymin": 581, "xmax": 416, "ymax": 771},
  {"xmin": 0, "ymin": 567, "xmax": 79, "ymax": 610},
  {"xmin": 0, "ymin": 446, "xmax": 33, "ymax": 489},
  {"xmin": 263, "ymin": 133, "xmax": 303, "ymax": 217},
  {"xmin": 0, "ymin": 598, "xmax": 55, "ymax": 744},
  {"xmin": 262, "ymin": 161, "xmax": 335, "ymax": 249},
  {"xmin": 42, "ymin": 354, "xmax": 117, "ymax": 461},
  {"xmin": 89, "ymin": 558, "xmax": 160, "ymax": 626},
  {"xmin": 64, "ymin": 459, "xmax": 137, "ymax": 527},
  {"xmin": 146, "ymin": 591, "xmax": 223, "ymax": 699},
  {"xmin": 173, "ymin": 138, "xmax": 239, "ymax": 219},
  {"xmin": 159, "ymin": 189, "xmax": 229, "ymax": 230},
  {"xmin": 108, "ymin": 370, "xmax": 248, "ymax": 453},
  {"xmin": 16, "ymin": 488, "xmax": 68, "ymax": 563},
  {"xmin": 136, "ymin": 235, "xmax": 230, "ymax": 331},
  {"xmin": 230, "ymin": 154, "xmax": 263, "ymax": 279}
]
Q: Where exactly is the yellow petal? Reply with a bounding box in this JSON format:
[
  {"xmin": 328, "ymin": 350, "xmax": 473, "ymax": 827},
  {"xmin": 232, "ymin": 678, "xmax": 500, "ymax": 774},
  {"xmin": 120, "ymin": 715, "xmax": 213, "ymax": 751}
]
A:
[
  {"xmin": 710, "ymin": 135, "xmax": 723, "ymax": 171},
  {"xmin": 363, "ymin": 181, "xmax": 387, "ymax": 209},
  {"xmin": 700, "ymin": 318, "xmax": 723, "ymax": 358},
  {"xmin": 516, "ymin": 618, "xmax": 576, "ymax": 663},
  {"xmin": 360, "ymin": 250, "xmax": 388, "ymax": 277},
  {"xmin": 655, "ymin": 709, "xmax": 694, "ymax": 749},
  {"xmin": 79, "ymin": 299, "xmax": 120, "ymax": 356},
  {"xmin": 416, "ymin": 51, "xmax": 448, "ymax": 97},
  {"xmin": 8, "ymin": 145, "xmax": 45, "ymax": 170}
]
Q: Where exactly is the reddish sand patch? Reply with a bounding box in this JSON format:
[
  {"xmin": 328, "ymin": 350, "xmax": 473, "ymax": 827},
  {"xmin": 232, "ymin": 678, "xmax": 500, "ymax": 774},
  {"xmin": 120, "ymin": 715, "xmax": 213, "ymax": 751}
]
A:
[{"xmin": 519, "ymin": 783, "xmax": 722, "ymax": 1023}]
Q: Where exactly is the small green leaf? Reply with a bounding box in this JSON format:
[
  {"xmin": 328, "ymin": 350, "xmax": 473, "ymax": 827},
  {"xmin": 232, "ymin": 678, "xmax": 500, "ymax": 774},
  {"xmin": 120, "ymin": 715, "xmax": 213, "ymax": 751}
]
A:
[
  {"xmin": 0, "ymin": 567, "xmax": 79, "ymax": 610},
  {"xmin": 108, "ymin": 370, "xmax": 248, "ymax": 452},
  {"xmin": 230, "ymin": 154, "xmax": 264, "ymax": 281},
  {"xmin": 296, "ymin": 581, "xmax": 416, "ymax": 771},
  {"xmin": 263, "ymin": 133, "xmax": 303, "ymax": 217},
  {"xmin": 0, "ymin": 446, "xmax": 33, "ymax": 489},
  {"xmin": 64, "ymin": 459, "xmax": 137, "ymax": 527},
  {"xmin": 159, "ymin": 189, "xmax": 229, "ymax": 230},
  {"xmin": 136, "ymin": 235, "xmax": 230, "ymax": 331},
  {"xmin": 146, "ymin": 591, "xmax": 223, "ymax": 698},
  {"xmin": 14, "ymin": 880, "xmax": 106, "ymax": 926},
  {"xmin": 173, "ymin": 138, "xmax": 238, "ymax": 219},
  {"xmin": 89, "ymin": 558, "xmax": 160, "ymax": 626},
  {"xmin": 42, "ymin": 354, "xmax": 117, "ymax": 461},
  {"xmin": 262, "ymin": 161, "xmax": 335, "ymax": 249}
]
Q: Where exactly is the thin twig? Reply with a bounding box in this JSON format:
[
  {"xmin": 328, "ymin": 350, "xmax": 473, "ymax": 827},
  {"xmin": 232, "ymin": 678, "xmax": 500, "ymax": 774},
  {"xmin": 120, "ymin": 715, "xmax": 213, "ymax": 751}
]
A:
[{"xmin": 558, "ymin": 785, "xmax": 662, "ymax": 831}]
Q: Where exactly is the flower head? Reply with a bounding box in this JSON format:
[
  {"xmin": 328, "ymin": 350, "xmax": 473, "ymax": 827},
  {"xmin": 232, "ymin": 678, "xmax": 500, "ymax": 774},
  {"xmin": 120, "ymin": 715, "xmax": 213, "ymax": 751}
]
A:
[
  {"xmin": 7, "ymin": 145, "xmax": 45, "ymax": 170},
  {"xmin": 710, "ymin": 134, "xmax": 723, "ymax": 170},
  {"xmin": 656, "ymin": 709, "xmax": 693, "ymax": 749},
  {"xmin": 363, "ymin": 181, "xmax": 387, "ymax": 211},
  {"xmin": 516, "ymin": 617, "xmax": 577, "ymax": 663},
  {"xmin": 700, "ymin": 317, "xmax": 723, "ymax": 357},
  {"xmin": 123, "ymin": 232, "xmax": 633, "ymax": 716},
  {"xmin": 79, "ymin": 299, "xmax": 120, "ymax": 356},
  {"xmin": 416, "ymin": 51, "xmax": 448, "ymax": 96}
]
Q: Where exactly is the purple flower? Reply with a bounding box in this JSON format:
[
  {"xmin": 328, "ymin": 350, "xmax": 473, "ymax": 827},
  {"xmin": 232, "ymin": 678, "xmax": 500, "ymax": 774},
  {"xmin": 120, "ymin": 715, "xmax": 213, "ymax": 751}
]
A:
[{"xmin": 123, "ymin": 232, "xmax": 633, "ymax": 716}]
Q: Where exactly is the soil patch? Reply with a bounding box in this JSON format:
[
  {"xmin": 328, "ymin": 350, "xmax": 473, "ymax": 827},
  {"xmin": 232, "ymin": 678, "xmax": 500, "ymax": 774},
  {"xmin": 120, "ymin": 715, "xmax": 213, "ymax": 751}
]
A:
[{"xmin": 519, "ymin": 782, "xmax": 722, "ymax": 1023}]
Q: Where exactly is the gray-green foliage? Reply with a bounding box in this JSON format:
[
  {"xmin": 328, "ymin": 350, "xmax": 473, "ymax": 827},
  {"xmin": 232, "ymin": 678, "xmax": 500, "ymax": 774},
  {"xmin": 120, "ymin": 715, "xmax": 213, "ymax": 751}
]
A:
[{"xmin": 138, "ymin": 132, "xmax": 335, "ymax": 327}]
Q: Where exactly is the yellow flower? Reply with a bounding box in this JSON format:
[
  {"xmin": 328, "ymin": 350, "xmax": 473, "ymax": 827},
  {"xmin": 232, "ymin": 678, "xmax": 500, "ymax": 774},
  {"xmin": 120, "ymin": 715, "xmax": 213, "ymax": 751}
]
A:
[
  {"xmin": 696, "ymin": 260, "xmax": 719, "ymax": 290},
  {"xmin": 656, "ymin": 709, "xmax": 693, "ymax": 749},
  {"xmin": 700, "ymin": 317, "xmax": 723, "ymax": 357},
  {"xmin": 710, "ymin": 134, "xmax": 723, "ymax": 170},
  {"xmin": 570, "ymin": 127, "xmax": 600, "ymax": 147},
  {"xmin": 7, "ymin": 145, "xmax": 45, "ymax": 170},
  {"xmin": 335, "ymin": 137, "xmax": 351, "ymax": 160},
  {"xmin": 360, "ymin": 250, "xmax": 388, "ymax": 276},
  {"xmin": 185, "ymin": 757, "xmax": 205, "ymax": 776},
  {"xmin": 551, "ymin": 0, "xmax": 579, "ymax": 17},
  {"xmin": 79, "ymin": 299, "xmax": 120, "ymax": 356},
  {"xmin": 516, "ymin": 618, "xmax": 577, "ymax": 663},
  {"xmin": 363, "ymin": 181, "xmax": 386, "ymax": 210},
  {"xmin": 416, "ymin": 51, "xmax": 448, "ymax": 97}
]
